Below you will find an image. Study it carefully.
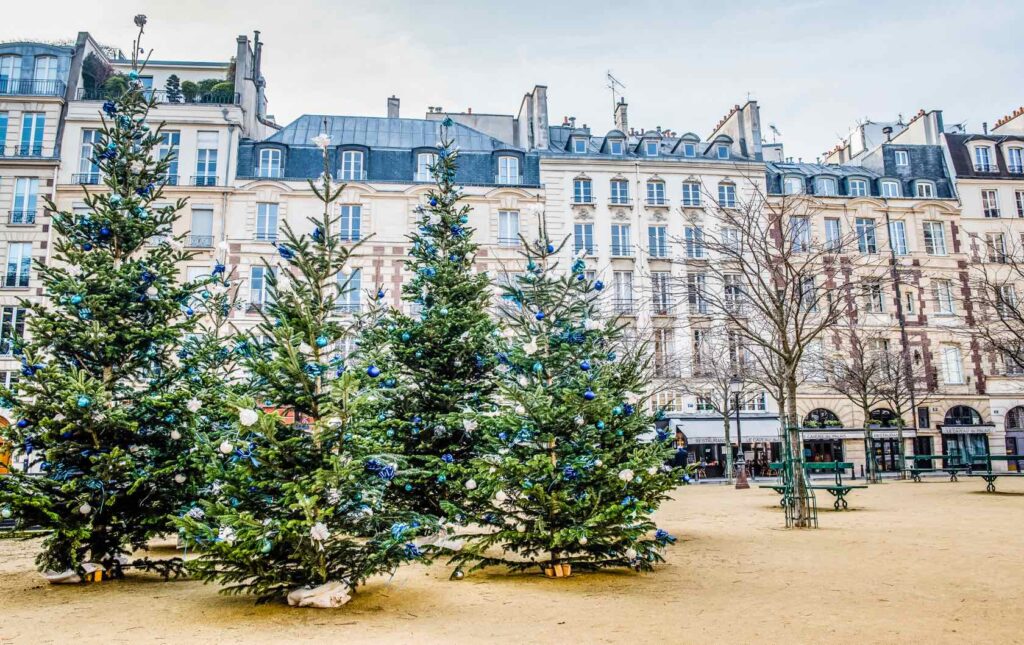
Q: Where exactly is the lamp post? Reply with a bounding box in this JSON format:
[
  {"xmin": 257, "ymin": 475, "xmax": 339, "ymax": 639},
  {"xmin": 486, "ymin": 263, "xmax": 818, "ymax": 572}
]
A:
[{"xmin": 730, "ymin": 376, "xmax": 750, "ymax": 489}]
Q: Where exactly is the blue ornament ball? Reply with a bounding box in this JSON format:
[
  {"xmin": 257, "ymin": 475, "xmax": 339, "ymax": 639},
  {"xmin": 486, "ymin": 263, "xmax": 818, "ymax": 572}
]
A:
[
  {"xmin": 535, "ymin": 311, "xmax": 545, "ymax": 321},
  {"xmin": 405, "ymin": 483, "xmax": 413, "ymax": 491},
  {"xmin": 580, "ymin": 360, "xmax": 591, "ymax": 371},
  {"xmin": 70, "ymin": 295, "xmax": 83, "ymax": 305},
  {"xmin": 367, "ymin": 365, "xmax": 381, "ymax": 378},
  {"xmin": 430, "ymin": 198, "xmax": 438, "ymax": 207},
  {"xmin": 594, "ymin": 280, "xmax": 604, "ymax": 291},
  {"xmin": 532, "ymin": 361, "xmax": 543, "ymax": 373},
  {"xmin": 596, "ymin": 421, "xmax": 606, "ymax": 429},
  {"xmin": 546, "ymin": 243, "xmax": 555, "ymax": 253},
  {"xmin": 315, "ymin": 336, "xmax": 329, "ymax": 348},
  {"xmin": 583, "ymin": 389, "xmax": 596, "ymax": 401},
  {"xmin": 401, "ymin": 332, "xmax": 411, "ymax": 342},
  {"xmin": 612, "ymin": 406, "xmax": 623, "ymax": 416},
  {"xmin": 82, "ymin": 243, "xmax": 93, "ymax": 252},
  {"xmin": 16, "ymin": 419, "xmax": 28, "ymax": 428},
  {"xmin": 76, "ymin": 395, "xmax": 92, "ymax": 408}
]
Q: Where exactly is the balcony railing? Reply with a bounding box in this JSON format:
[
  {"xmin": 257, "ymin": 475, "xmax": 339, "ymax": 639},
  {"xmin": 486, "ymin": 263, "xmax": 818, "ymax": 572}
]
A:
[
  {"xmin": 0, "ymin": 78, "xmax": 66, "ymax": 97},
  {"xmin": 574, "ymin": 244, "xmax": 598, "ymax": 256},
  {"xmin": 191, "ymin": 175, "xmax": 219, "ymax": 187},
  {"xmin": 255, "ymin": 167, "xmax": 283, "ymax": 179},
  {"xmin": 7, "ymin": 210, "xmax": 36, "ymax": 225},
  {"xmin": 1009, "ymin": 165, "xmax": 1024, "ymax": 175},
  {"xmin": 1, "ymin": 144, "xmax": 52, "ymax": 158},
  {"xmin": 254, "ymin": 232, "xmax": 278, "ymax": 242},
  {"xmin": 571, "ymin": 196, "xmax": 595, "ymax": 206},
  {"xmin": 188, "ymin": 235, "xmax": 214, "ymax": 248},
  {"xmin": 646, "ymin": 198, "xmax": 669, "ymax": 207},
  {"xmin": 610, "ymin": 245, "xmax": 634, "ymax": 258},
  {"xmin": 76, "ymin": 88, "xmax": 240, "ymax": 105},
  {"xmin": 613, "ymin": 299, "xmax": 635, "ymax": 314},
  {"xmin": 973, "ymin": 163, "xmax": 998, "ymax": 173},
  {"xmin": 335, "ymin": 302, "xmax": 362, "ymax": 314},
  {"xmin": 688, "ymin": 301, "xmax": 710, "ymax": 315},
  {"xmin": 495, "ymin": 174, "xmax": 523, "ymax": 185},
  {"xmin": 159, "ymin": 174, "xmax": 180, "ymax": 186},
  {"xmin": 337, "ymin": 170, "xmax": 368, "ymax": 182},
  {"xmin": 652, "ymin": 302, "xmax": 674, "ymax": 316},
  {"xmin": 72, "ymin": 173, "xmax": 101, "ymax": 185},
  {"xmin": 649, "ymin": 246, "xmax": 670, "ymax": 259},
  {"xmin": 609, "ymin": 198, "xmax": 632, "ymax": 206},
  {"xmin": 497, "ymin": 236, "xmax": 521, "ymax": 247}
]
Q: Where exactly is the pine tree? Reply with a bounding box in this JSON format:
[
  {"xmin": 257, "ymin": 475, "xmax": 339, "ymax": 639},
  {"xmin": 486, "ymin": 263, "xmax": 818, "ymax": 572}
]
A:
[
  {"xmin": 355, "ymin": 122, "xmax": 498, "ymax": 519},
  {"xmin": 176, "ymin": 138, "xmax": 437, "ymax": 607},
  {"xmin": 0, "ymin": 40, "xmax": 208, "ymax": 580},
  {"xmin": 164, "ymin": 74, "xmax": 183, "ymax": 103},
  {"xmin": 448, "ymin": 227, "xmax": 678, "ymax": 577}
]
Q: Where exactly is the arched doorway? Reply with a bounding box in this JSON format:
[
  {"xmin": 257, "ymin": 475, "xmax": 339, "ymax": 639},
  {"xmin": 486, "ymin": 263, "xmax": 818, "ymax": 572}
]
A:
[
  {"xmin": 803, "ymin": 409, "xmax": 843, "ymax": 463},
  {"xmin": 869, "ymin": 408, "xmax": 898, "ymax": 428},
  {"xmin": 804, "ymin": 408, "xmax": 841, "ymax": 427},
  {"xmin": 942, "ymin": 406, "xmax": 989, "ymax": 468},
  {"xmin": 1005, "ymin": 406, "xmax": 1024, "ymax": 471}
]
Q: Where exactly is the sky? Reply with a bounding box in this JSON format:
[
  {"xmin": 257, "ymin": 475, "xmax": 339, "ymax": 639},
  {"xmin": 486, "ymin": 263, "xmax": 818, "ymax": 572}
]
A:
[{"xmin": 5, "ymin": 0, "xmax": 1023, "ymax": 160}]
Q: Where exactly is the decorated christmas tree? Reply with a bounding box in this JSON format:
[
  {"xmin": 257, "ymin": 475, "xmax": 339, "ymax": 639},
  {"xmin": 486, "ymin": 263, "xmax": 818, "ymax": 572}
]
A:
[
  {"xmin": 176, "ymin": 138, "xmax": 437, "ymax": 607},
  {"xmin": 0, "ymin": 17, "xmax": 210, "ymax": 581},
  {"xmin": 355, "ymin": 123, "xmax": 498, "ymax": 518},
  {"xmin": 448, "ymin": 227, "xmax": 678, "ymax": 577}
]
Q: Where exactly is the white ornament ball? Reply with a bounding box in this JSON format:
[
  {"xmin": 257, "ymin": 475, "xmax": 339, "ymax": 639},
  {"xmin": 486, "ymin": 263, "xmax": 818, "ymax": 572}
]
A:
[
  {"xmin": 219, "ymin": 440, "xmax": 234, "ymax": 455},
  {"xmin": 514, "ymin": 404, "xmax": 526, "ymax": 416},
  {"xmin": 170, "ymin": 430, "xmax": 182, "ymax": 440},
  {"xmin": 146, "ymin": 286, "xmax": 159, "ymax": 297},
  {"xmin": 579, "ymin": 536, "xmax": 588, "ymax": 545},
  {"xmin": 647, "ymin": 466, "xmax": 658, "ymax": 475},
  {"xmin": 594, "ymin": 459, "xmax": 603, "ymax": 467},
  {"xmin": 186, "ymin": 398, "xmax": 202, "ymax": 413},
  {"xmin": 495, "ymin": 490, "xmax": 507, "ymax": 502},
  {"xmin": 625, "ymin": 548, "xmax": 637, "ymax": 560},
  {"xmin": 465, "ymin": 479, "xmax": 477, "ymax": 490},
  {"xmin": 238, "ymin": 408, "xmax": 259, "ymax": 427},
  {"xmin": 574, "ymin": 415, "xmax": 585, "ymax": 426},
  {"xmin": 78, "ymin": 502, "xmax": 92, "ymax": 515},
  {"xmin": 174, "ymin": 474, "xmax": 186, "ymax": 484},
  {"xmin": 618, "ymin": 468, "xmax": 635, "ymax": 483}
]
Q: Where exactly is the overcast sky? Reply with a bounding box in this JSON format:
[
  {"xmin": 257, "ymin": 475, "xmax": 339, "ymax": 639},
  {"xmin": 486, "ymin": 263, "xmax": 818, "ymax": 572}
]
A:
[{"xmin": 6, "ymin": 0, "xmax": 1023, "ymax": 159}]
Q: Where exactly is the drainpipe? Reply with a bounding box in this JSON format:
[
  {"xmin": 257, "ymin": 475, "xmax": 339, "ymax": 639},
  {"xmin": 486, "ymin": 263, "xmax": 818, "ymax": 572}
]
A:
[{"xmin": 220, "ymin": 109, "xmax": 239, "ymax": 263}]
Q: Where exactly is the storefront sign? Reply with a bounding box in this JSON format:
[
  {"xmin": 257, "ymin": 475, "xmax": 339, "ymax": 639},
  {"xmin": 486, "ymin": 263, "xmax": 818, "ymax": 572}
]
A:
[{"xmin": 939, "ymin": 425, "xmax": 994, "ymax": 435}]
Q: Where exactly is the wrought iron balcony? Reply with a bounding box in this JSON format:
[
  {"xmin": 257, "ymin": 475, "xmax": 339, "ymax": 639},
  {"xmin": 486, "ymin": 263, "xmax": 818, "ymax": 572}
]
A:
[
  {"xmin": 973, "ymin": 163, "xmax": 998, "ymax": 173},
  {"xmin": 188, "ymin": 235, "xmax": 214, "ymax": 248},
  {"xmin": 334, "ymin": 302, "xmax": 362, "ymax": 314},
  {"xmin": 75, "ymin": 88, "xmax": 240, "ymax": 105},
  {"xmin": 571, "ymin": 196, "xmax": 595, "ymax": 206},
  {"xmin": 609, "ymin": 198, "xmax": 632, "ymax": 206},
  {"xmin": 1, "ymin": 144, "xmax": 50, "ymax": 158},
  {"xmin": 497, "ymin": 236, "xmax": 521, "ymax": 247},
  {"xmin": 254, "ymin": 232, "xmax": 278, "ymax": 242},
  {"xmin": 574, "ymin": 243, "xmax": 598, "ymax": 256},
  {"xmin": 646, "ymin": 197, "xmax": 669, "ymax": 207},
  {"xmin": 414, "ymin": 171, "xmax": 433, "ymax": 182},
  {"xmin": 7, "ymin": 210, "xmax": 36, "ymax": 225},
  {"xmin": 613, "ymin": 298, "xmax": 635, "ymax": 314},
  {"xmin": 0, "ymin": 78, "xmax": 66, "ymax": 97},
  {"xmin": 651, "ymin": 301, "xmax": 675, "ymax": 316},
  {"xmin": 649, "ymin": 245, "xmax": 670, "ymax": 258},
  {"xmin": 71, "ymin": 173, "xmax": 101, "ymax": 185},
  {"xmin": 191, "ymin": 175, "xmax": 219, "ymax": 187},
  {"xmin": 610, "ymin": 245, "xmax": 634, "ymax": 258},
  {"xmin": 159, "ymin": 174, "xmax": 180, "ymax": 186}
]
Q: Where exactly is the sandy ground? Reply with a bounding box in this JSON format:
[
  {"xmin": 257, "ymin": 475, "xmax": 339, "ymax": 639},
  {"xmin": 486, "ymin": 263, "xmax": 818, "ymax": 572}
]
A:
[{"xmin": 1, "ymin": 477, "xmax": 1022, "ymax": 645}]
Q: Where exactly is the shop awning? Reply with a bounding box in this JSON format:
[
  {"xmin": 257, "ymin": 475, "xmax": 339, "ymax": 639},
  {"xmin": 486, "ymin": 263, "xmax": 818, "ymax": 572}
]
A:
[
  {"xmin": 938, "ymin": 424, "xmax": 995, "ymax": 435},
  {"xmin": 801, "ymin": 428, "xmax": 918, "ymax": 440},
  {"xmin": 668, "ymin": 416, "xmax": 782, "ymax": 444}
]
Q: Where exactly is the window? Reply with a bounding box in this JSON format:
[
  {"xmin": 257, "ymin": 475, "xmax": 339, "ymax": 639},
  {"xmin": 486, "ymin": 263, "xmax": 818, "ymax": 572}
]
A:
[
  {"xmin": 741, "ymin": 392, "xmax": 768, "ymax": 412},
  {"xmin": 1017, "ymin": 191, "xmax": 1024, "ymax": 218},
  {"xmin": 573, "ymin": 178, "xmax": 592, "ymax": 204},
  {"xmin": 645, "ymin": 140, "xmax": 659, "ymax": 156},
  {"xmin": 33, "ymin": 55, "xmax": 57, "ymax": 87},
  {"xmin": 985, "ymin": 232, "xmax": 1007, "ymax": 263},
  {"xmin": 249, "ymin": 266, "xmax": 273, "ymax": 308},
  {"xmin": 78, "ymin": 129, "xmax": 102, "ymax": 183},
  {"xmin": 816, "ymin": 177, "xmax": 837, "ymax": 196},
  {"xmin": 682, "ymin": 142, "xmax": 696, "ymax": 158},
  {"xmin": 974, "ymin": 146, "xmax": 993, "ymax": 172},
  {"xmin": 942, "ymin": 346, "xmax": 964, "ymax": 384},
  {"xmin": 20, "ymin": 113, "xmax": 44, "ymax": 155},
  {"xmin": 646, "ymin": 181, "xmax": 666, "ymax": 205},
  {"xmin": 1007, "ymin": 352, "xmax": 1024, "ymax": 376},
  {"xmin": 905, "ymin": 290, "xmax": 915, "ymax": 314},
  {"xmin": 497, "ymin": 155, "xmax": 520, "ymax": 184},
  {"xmin": 783, "ymin": 177, "xmax": 803, "ymax": 195},
  {"xmin": 687, "ymin": 274, "xmax": 707, "ymax": 314},
  {"xmin": 922, "ymin": 221, "xmax": 947, "ymax": 255},
  {"xmin": 610, "ymin": 179, "xmax": 630, "ymax": 205},
  {"xmin": 880, "ymin": 180, "xmax": 900, "ymax": 198},
  {"xmin": 716, "ymin": 144, "xmax": 730, "ymax": 160},
  {"xmin": 158, "ymin": 131, "xmax": 180, "ymax": 184},
  {"xmin": 257, "ymin": 148, "xmax": 282, "ymax": 178},
  {"xmin": 340, "ymin": 150, "xmax": 364, "ymax": 181},
  {"xmin": 825, "ymin": 218, "xmax": 842, "ymax": 251},
  {"xmin": 982, "ymin": 190, "xmax": 1000, "ymax": 218},
  {"xmin": 799, "ymin": 276, "xmax": 818, "ymax": 312},
  {"xmin": 5, "ymin": 243, "xmax": 31, "ymax": 288},
  {"xmin": 573, "ymin": 138, "xmax": 587, "ymax": 154},
  {"xmin": 648, "ymin": 226, "xmax": 668, "ymax": 257},
  {"xmin": 915, "ymin": 181, "xmax": 934, "ymax": 198},
  {"xmin": 0, "ymin": 112, "xmax": 7, "ymax": 148},
  {"xmin": 790, "ymin": 217, "xmax": 810, "ymax": 252},
  {"xmin": 682, "ymin": 182, "xmax": 701, "ymax": 207},
  {"xmin": 1008, "ymin": 147, "xmax": 1024, "ymax": 174},
  {"xmin": 498, "ymin": 210, "xmax": 519, "ymax": 246},
  {"xmin": 416, "ymin": 152, "xmax": 437, "ymax": 181},
  {"xmin": 718, "ymin": 183, "xmax": 736, "ymax": 207},
  {"xmin": 722, "ymin": 227, "xmax": 741, "ymax": 252},
  {"xmin": 255, "ymin": 203, "xmax": 279, "ymax": 241},
  {"xmin": 653, "ymin": 329, "xmax": 675, "ymax": 376},
  {"xmin": 11, "ymin": 178, "xmax": 38, "ymax": 224},
  {"xmin": 0, "ymin": 55, "xmax": 22, "ymax": 92},
  {"xmin": 935, "ymin": 280, "xmax": 956, "ymax": 314},
  {"xmin": 888, "ymin": 220, "xmax": 908, "ymax": 256},
  {"xmin": 684, "ymin": 226, "xmax": 704, "ymax": 259},
  {"xmin": 856, "ymin": 218, "xmax": 877, "ymax": 254},
  {"xmin": 848, "ymin": 178, "xmax": 868, "ymax": 197},
  {"xmin": 574, "ymin": 223, "xmax": 595, "ymax": 255},
  {"xmin": 189, "ymin": 208, "xmax": 213, "ymax": 247},
  {"xmin": 996, "ymin": 285, "xmax": 1016, "ymax": 316},
  {"xmin": 1, "ymin": 370, "xmax": 19, "ymax": 389},
  {"xmin": 337, "ymin": 268, "xmax": 362, "ymax": 313},
  {"xmin": 195, "ymin": 131, "xmax": 218, "ymax": 186},
  {"xmin": 864, "ymin": 282, "xmax": 885, "ymax": 314},
  {"xmin": 894, "ymin": 150, "xmax": 909, "ymax": 166},
  {"xmin": 651, "ymin": 273, "xmax": 672, "ymax": 315},
  {"xmin": 692, "ymin": 329, "xmax": 709, "ymax": 375},
  {"xmin": 728, "ymin": 331, "xmax": 750, "ymax": 370},
  {"xmin": 609, "ymin": 140, "xmax": 624, "ymax": 155},
  {"xmin": 339, "ymin": 205, "xmax": 361, "ymax": 241},
  {"xmin": 610, "ymin": 224, "xmax": 632, "ymax": 256},
  {"xmin": 0, "ymin": 306, "xmax": 26, "ymax": 355},
  {"xmin": 612, "ymin": 271, "xmax": 633, "ymax": 313}
]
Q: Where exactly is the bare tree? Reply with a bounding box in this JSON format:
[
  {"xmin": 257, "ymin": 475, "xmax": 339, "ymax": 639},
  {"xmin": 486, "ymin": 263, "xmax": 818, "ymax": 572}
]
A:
[
  {"xmin": 877, "ymin": 345, "xmax": 936, "ymax": 476},
  {"xmin": 969, "ymin": 231, "xmax": 1024, "ymax": 375},
  {"xmin": 675, "ymin": 185, "xmax": 884, "ymax": 527}
]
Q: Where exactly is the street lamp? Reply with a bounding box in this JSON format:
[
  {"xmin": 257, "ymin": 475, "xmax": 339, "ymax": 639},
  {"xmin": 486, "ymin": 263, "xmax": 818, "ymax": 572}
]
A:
[{"xmin": 730, "ymin": 376, "xmax": 750, "ymax": 490}]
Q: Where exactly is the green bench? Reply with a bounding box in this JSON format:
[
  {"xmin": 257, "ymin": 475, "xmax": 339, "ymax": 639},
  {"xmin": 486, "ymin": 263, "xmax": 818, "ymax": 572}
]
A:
[
  {"xmin": 758, "ymin": 461, "xmax": 791, "ymax": 506},
  {"xmin": 904, "ymin": 454, "xmax": 972, "ymax": 482},
  {"xmin": 966, "ymin": 455, "xmax": 1024, "ymax": 492},
  {"xmin": 804, "ymin": 461, "xmax": 866, "ymax": 510}
]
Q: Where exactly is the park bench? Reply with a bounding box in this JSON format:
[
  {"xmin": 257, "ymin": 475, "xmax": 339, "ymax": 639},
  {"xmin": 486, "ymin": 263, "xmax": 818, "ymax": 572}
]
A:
[
  {"xmin": 966, "ymin": 455, "xmax": 1024, "ymax": 492},
  {"xmin": 904, "ymin": 454, "xmax": 972, "ymax": 482},
  {"xmin": 804, "ymin": 461, "xmax": 866, "ymax": 510},
  {"xmin": 758, "ymin": 461, "xmax": 791, "ymax": 506}
]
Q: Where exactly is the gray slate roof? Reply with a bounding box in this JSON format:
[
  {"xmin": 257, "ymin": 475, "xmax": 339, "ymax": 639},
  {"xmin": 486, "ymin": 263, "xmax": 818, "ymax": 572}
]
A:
[
  {"xmin": 767, "ymin": 162, "xmax": 879, "ymax": 178},
  {"xmin": 267, "ymin": 115, "xmax": 517, "ymax": 152}
]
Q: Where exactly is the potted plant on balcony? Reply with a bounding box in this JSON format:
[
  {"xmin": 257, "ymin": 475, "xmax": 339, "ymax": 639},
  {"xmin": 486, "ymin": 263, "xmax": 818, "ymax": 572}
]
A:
[
  {"xmin": 165, "ymin": 75, "xmax": 183, "ymax": 103},
  {"xmin": 181, "ymin": 80, "xmax": 199, "ymax": 103}
]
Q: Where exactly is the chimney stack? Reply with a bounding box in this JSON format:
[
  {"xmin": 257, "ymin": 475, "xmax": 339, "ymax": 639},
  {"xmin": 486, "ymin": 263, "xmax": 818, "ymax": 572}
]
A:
[
  {"xmin": 983, "ymin": 122, "xmax": 989, "ymax": 134},
  {"xmin": 882, "ymin": 126, "xmax": 893, "ymax": 141},
  {"xmin": 614, "ymin": 98, "xmax": 628, "ymax": 133},
  {"xmin": 387, "ymin": 96, "xmax": 400, "ymax": 118}
]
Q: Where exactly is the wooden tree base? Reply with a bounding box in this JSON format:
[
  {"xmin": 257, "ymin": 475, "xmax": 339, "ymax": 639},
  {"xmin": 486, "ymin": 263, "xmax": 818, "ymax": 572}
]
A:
[{"xmin": 543, "ymin": 563, "xmax": 572, "ymax": 578}]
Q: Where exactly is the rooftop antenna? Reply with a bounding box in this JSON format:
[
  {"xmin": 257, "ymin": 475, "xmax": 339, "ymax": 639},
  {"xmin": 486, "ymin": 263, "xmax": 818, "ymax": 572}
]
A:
[
  {"xmin": 606, "ymin": 70, "xmax": 626, "ymax": 110},
  {"xmin": 769, "ymin": 124, "xmax": 781, "ymax": 143}
]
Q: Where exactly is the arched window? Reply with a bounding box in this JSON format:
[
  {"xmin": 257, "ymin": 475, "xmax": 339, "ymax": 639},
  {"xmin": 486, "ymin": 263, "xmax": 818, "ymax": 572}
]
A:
[
  {"xmin": 415, "ymin": 151, "xmax": 437, "ymax": 182},
  {"xmin": 944, "ymin": 406, "xmax": 982, "ymax": 426},
  {"xmin": 869, "ymin": 408, "xmax": 898, "ymax": 428},
  {"xmin": 256, "ymin": 148, "xmax": 282, "ymax": 178},
  {"xmin": 496, "ymin": 155, "xmax": 520, "ymax": 184},
  {"xmin": 804, "ymin": 408, "xmax": 840, "ymax": 427},
  {"xmin": 1005, "ymin": 406, "xmax": 1024, "ymax": 430}
]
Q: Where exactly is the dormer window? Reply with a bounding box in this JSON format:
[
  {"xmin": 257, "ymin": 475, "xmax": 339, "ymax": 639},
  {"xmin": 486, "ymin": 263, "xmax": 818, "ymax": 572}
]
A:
[
  {"xmin": 1007, "ymin": 146, "xmax": 1023, "ymax": 174},
  {"xmin": 340, "ymin": 150, "xmax": 364, "ymax": 181},
  {"xmin": 915, "ymin": 181, "xmax": 935, "ymax": 198},
  {"xmin": 716, "ymin": 145, "xmax": 730, "ymax": 160},
  {"xmin": 880, "ymin": 180, "xmax": 901, "ymax": 198},
  {"xmin": 645, "ymin": 141, "xmax": 659, "ymax": 156},
  {"xmin": 416, "ymin": 152, "xmax": 437, "ymax": 182},
  {"xmin": 783, "ymin": 177, "xmax": 803, "ymax": 195},
  {"xmin": 894, "ymin": 150, "xmax": 909, "ymax": 167},
  {"xmin": 974, "ymin": 146, "xmax": 993, "ymax": 172},
  {"xmin": 256, "ymin": 148, "xmax": 282, "ymax": 178},
  {"xmin": 815, "ymin": 177, "xmax": 837, "ymax": 196},
  {"xmin": 609, "ymin": 140, "xmax": 624, "ymax": 155},
  {"xmin": 683, "ymin": 143, "xmax": 697, "ymax": 158},
  {"xmin": 497, "ymin": 155, "xmax": 520, "ymax": 184},
  {"xmin": 848, "ymin": 178, "xmax": 868, "ymax": 197},
  {"xmin": 573, "ymin": 138, "xmax": 588, "ymax": 154}
]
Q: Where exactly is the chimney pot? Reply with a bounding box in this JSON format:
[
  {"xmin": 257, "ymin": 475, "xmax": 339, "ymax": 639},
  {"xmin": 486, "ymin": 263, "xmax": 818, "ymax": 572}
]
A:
[
  {"xmin": 983, "ymin": 122, "xmax": 989, "ymax": 134},
  {"xmin": 467, "ymin": 107, "xmax": 472, "ymax": 114},
  {"xmin": 387, "ymin": 96, "xmax": 400, "ymax": 118}
]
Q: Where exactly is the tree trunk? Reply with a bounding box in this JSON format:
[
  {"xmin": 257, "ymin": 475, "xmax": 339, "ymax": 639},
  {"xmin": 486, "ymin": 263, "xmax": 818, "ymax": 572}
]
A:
[
  {"xmin": 723, "ymin": 412, "xmax": 734, "ymax": 484},
  {"xmin": 785, "ymin": 372, "xmax": 812, "ymax": 527},
  {"xmin": 862, "ymin": 405, "xmax": 878, "ymax": 484}
]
